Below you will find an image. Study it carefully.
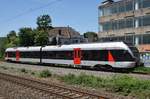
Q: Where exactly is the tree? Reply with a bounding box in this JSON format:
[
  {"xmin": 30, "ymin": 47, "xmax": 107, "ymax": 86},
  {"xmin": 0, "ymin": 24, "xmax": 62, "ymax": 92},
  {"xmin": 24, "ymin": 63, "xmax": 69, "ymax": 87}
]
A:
[
  {"xmin": 6, "ymin": 30, "xmax": 19, "ymax": 47},
  {"xmin": 34, "ymin": 30, "xmax": 49, "ymax": 46},
  {"xmin": 0, "ymin": 37, "xmax": 7, "ymax": 59},
  {"xmin": 84, "ymin": 32, "xmax": 98, "ymax": 42},
  {"xmin": 7, "ymin": 30, "xmax": 16, "ymax": 42},
  {"xmin": 36, "ymin": 14, "xmax": 53, "ymax": 31},
  {"xmin": 18, "ymin": 28, "xmax": 35, "ymax": 46}
]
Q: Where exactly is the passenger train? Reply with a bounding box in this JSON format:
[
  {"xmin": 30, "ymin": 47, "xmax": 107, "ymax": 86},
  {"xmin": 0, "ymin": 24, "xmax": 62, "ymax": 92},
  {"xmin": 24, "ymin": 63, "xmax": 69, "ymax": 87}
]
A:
[{"xmin": 5, "ymin": 42, "xmax": 140, "ymax": 69}]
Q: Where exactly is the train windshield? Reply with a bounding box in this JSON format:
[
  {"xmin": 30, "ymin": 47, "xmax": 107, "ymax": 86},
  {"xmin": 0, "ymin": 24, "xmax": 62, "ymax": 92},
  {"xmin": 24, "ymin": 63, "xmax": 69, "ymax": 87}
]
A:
[
  {"xmin": 129, "ymin": 46, "xmax": 140, "ymax": 59},
  {"xmin": 124, "ymin": 42, "xmax": 140, "ymax": 59}
]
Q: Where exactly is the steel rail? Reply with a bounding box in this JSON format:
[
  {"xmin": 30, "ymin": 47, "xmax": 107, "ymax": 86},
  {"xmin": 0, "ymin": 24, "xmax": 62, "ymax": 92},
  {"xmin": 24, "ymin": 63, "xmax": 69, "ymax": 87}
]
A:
[{"xmin": 0, "ymin": 72, "xmax": 108, "ymax": 99}]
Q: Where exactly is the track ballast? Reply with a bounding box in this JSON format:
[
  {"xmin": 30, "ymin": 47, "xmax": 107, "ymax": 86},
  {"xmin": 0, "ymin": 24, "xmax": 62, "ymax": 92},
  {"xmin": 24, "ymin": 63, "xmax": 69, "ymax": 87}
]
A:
[{"xmin": 0, "ymin": 72, "xmax": 108, "ymax": 99}]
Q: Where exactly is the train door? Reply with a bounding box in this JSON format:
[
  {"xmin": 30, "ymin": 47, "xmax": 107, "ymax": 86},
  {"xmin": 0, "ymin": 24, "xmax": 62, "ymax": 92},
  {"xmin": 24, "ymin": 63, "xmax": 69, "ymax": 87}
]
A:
[
  {"xmin": 74, "ymin": 48, "xmax": 81, "ymax": 64},
  {"xmin": 16, "ymin": 50, "xmax": 20, "ymax": 61}
]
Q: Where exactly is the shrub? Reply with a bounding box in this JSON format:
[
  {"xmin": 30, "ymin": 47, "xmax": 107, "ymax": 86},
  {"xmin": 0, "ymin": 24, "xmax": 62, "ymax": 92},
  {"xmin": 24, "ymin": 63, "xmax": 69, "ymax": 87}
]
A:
[
  {"xmin": 31, "ymin": 71, "xmax": 35, "ymax": 75},
  {"xmin": 0, "ymin": 66, "xmax": 8, "ymax": 70},
  {"xmin": 61, "ymin": 73, "xmax": 150, "ymax": 99},
  {"xmin": 38, "ymin": 69, "xmax": 52, "ymax": 78},
  {"xmin": 20, "ymin": 68, "xmax": 28, "ymax": 73}
]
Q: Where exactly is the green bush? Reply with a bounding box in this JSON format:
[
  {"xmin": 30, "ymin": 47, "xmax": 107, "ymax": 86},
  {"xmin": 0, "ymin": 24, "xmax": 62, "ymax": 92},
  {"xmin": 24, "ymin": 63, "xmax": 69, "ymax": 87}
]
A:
[
  {"xmin": 38, "ymin": 69, "xmax": 52, "ymax": 78},
  {"xmin": 31, "ymin": 71, "xmax": 35, "ymax": 75},
  {"xmin": 61, "ymin": 74, "xmax": 150, "ymax": 99},
  {"xmin": 10, "ymin": 67, "xmax": 14, "ymax": 69},
  {"xmin": 20, "ymin": 68, "xmax": 28, "ymax": 73},
  {"xmin": 0, "ymin": 66, "xmax": 8, "ymax": 70}
]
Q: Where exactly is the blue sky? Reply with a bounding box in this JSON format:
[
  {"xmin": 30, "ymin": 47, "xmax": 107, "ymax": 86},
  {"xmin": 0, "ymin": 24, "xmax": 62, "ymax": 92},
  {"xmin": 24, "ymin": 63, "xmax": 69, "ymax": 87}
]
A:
[{"xmin": 0, "ymin": 0, "xmax": 104, "ymax": 37}]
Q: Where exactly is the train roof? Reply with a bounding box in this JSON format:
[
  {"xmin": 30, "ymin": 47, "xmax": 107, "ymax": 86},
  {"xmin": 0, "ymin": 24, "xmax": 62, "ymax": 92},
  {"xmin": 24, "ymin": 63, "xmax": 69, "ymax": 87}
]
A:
[
  {"xmin": 43, "ymin": 42, "xmax": 128, "ymax": 51},
  {"xmin": 6, "ymin": 46, "xmax": 41, "ymax": 52},
  {"xmin": 6, "ymin": 42, "xmax": 129, "ymax": 52}
]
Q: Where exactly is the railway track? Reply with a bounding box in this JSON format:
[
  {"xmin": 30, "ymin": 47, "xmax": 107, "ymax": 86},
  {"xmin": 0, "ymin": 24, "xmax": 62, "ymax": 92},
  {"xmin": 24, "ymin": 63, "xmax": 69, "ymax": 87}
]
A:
[{"xmin": 0, "ymin": 72, "xmax": 108, "ymax": 99}]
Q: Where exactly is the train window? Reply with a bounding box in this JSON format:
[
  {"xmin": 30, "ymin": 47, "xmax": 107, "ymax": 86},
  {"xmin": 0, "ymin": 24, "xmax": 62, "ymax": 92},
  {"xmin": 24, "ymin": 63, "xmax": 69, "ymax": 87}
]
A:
[
  {"xmin": 20, "ymin": 51, "xmax": 40, "ymax": 58},
  {"xmin": 81, "ymin": 50, "xmax": 133, "ymax": 61},
  {"xmin": 42, "ymin": 51, "xmax": 73, "ymax": 60},
  {"xmin": 110, "ymin": 50, "xmax": 134, "ymax": 61},
  {"xmin": 7, "ymin": 52, "xmax": 16, "ymax": 57},
  {"xmin": 42, "ymin": 51, "xmax": 56, "ymax": 59},
  {"xmin": 82, "ymin": 50, "xmax": 107, "ymax": 61},
  {"xmin": 99, "ymin": 50, "xmax": 108, "ymax": 61}
]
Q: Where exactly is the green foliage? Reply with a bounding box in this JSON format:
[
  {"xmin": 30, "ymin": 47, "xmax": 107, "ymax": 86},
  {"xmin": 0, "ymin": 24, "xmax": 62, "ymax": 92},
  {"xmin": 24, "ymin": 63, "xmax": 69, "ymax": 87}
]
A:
[
  {"xmin": 110, "ymin": 75, "xmax": 150, "ymax": 98},
  {"xmin": 4, "ymin": 14, "xmax": 53, "ymax": 48},
  {"xmin": 7, "ymin": 31, "xmax": 17, "ymax": 42},
  {"xmin": 18, "ymin": 27, "xmax": 35, "ymax": 46},
  {"xmin": 37, "ymin": 69, "xmax": 52, "ymax": 78},
  {"xmin": 61, "ymin": 74, "xmax": 150, "ymax": 99},
  {"xmin": 37, "ymin": 14, "xmax": 53, "ymax": 31},
  {"xmin": 133, "ymin": 67, "xmax": 150, "ymax": 74},
  {"xmin": 0, "ymin": 66, "xmax": 8, "ymax": 70},
  {"xmin": 10, "ymin": 67, "xmax": 14, "ymax": 70},
  {"xmin": 34, "ymin": 30, "xmax": 49, "ymax": 46},
  {"xmin": 6, "ymin": 31, "xmax": 19, "ymax": 47},
  {"xmin": 83, "ymin": 32, "xmax": 98, "ymax": 42},
  {"xmin": 20, "ymin": 68, "xmax": 28, "ymax": 73},
  {"xmin": 31, "ymin": 71, "xmax": 35, "ymax": 75},
  {"xmin": 0, "ymin": 37, "xmax": 7, "ymax": 59}
]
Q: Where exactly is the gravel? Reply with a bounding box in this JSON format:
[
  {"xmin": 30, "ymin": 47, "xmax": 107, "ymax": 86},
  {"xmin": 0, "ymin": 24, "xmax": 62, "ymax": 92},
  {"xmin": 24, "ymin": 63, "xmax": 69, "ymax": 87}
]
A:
[
  {"xmin": 0, "ymin": 62, "xmax": 150, "ymax": 80},
  {"xmin": 0, "ymin": 78, "xmax": 54, "ymax": 99},
  {"xmin": 0, "ymin": 95, "xmax": 5, "ymax": 99},
  {"xmin": 0, "ymin": 62, "xmax": 142, "ymax": 99}
]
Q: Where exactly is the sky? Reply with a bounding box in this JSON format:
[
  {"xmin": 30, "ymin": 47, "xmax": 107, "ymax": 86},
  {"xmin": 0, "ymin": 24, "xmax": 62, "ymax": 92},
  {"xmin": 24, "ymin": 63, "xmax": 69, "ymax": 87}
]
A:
[{"xmin": 0, "ymin": 0, "xmax": 104, "ymax": 37}]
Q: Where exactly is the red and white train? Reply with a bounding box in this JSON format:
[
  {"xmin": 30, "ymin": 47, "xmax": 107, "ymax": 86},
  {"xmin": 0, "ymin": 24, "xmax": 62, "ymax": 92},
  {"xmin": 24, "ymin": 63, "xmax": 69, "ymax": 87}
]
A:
[{"xmin": 5, "ymin": 42, "xmax": 140, "ymax": 69}]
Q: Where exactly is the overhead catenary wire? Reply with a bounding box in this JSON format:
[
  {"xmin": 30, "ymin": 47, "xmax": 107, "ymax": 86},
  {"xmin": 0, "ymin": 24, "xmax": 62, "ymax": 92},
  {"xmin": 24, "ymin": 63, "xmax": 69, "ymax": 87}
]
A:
[{"xmin": 0, "ymin": 0, "xmax": 63, "ymax": 24}]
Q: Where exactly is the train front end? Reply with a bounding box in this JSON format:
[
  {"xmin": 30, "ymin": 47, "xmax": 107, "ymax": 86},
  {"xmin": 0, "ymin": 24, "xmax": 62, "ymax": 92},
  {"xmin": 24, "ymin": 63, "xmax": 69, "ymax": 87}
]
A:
[{"xmin": 126, "ymin": 43, "xmax": 143, "ymax": 67}]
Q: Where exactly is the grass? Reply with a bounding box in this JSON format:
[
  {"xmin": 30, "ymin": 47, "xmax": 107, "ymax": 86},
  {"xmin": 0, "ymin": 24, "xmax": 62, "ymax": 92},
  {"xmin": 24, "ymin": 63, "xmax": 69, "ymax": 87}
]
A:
[
  {"xmin": 37, "ymin": 69, "xmax": 52, "ymax": 78},
  {"xmin": 133, "ymin": 67, "xmax": 150, "ymax": 74},
  {"xmin": 19, "ymin": 68, "xmax": 36, "ymax": 75},
  {"xmin": 61, "ymin": 73, "xmax": 150, "ymax": 99}
]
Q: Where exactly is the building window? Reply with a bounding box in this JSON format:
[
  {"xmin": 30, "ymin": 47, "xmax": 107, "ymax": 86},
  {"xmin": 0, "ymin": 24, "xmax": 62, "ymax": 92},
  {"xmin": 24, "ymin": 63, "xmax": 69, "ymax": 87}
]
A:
[
  {"xmin": 138, "ymin": 0, "xmax": 143, "ymax": 8},
  {"xmin": 100, "ymin": 15, "xmax": 150, "ymax": 32},
  {"xmin": 103, "ymin": 7, "xmax": 112, "ymax": 16},
  {"xmin": 125, "ymin": 35, "xmax": 134, "ymax": 45},
  {"xmin": 118, "ymin": 2, "xmax": 125, "ymax": 13},
  {"xmin": 102, "ymin": 22, "xmax": 111, "ymax": 31},
  {"xmin": 142, "ymin": 0, "xmax": 150, "ymax": 8},
  {"xmin": 112, "ymin": 21, "xmax": 118, "ymax": 30},
  {"xmin": 98, "ymin": 7, "xmax": 103, "ymax": 17},
  {"xmin": 143, "ymin": 15, "xmax": 150, "ymax": 26},
  {"xmin": 125, "ymin": 1, "xmax": 134, "ymax": 11},
  {"xmin": 143, "ymin": 34, "xmax": 150, "ymax": 44},
  {"xmin": 118, "ymin": 20, "xmax": 125, "ymax": 29},
  {"xmin": 111, "ymin": 5, "xmax": 118, "ymax": 14},
  {"xmin": 138, "ymin": 35, "xmax": 143, "ymax": 44},
  {"xmin": 126, "ymin": 18, "xmax": 134, "ymax": 28}
]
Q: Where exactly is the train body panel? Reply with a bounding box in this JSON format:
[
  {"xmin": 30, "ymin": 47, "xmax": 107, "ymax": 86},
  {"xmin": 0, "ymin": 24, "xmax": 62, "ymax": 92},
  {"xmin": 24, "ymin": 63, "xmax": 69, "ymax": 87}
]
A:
[
  {"xmin": 42, "ymin": 59, "xmax": 135, "ymax": 68},
  {"xmin": 5, "ymin": 42, "xmax": 139, "ymax": 69}
]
